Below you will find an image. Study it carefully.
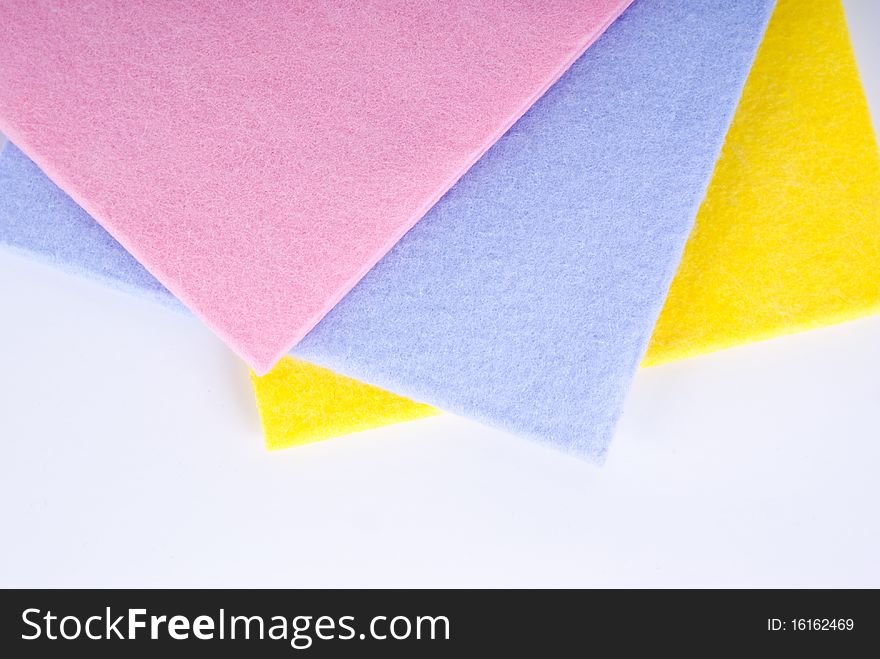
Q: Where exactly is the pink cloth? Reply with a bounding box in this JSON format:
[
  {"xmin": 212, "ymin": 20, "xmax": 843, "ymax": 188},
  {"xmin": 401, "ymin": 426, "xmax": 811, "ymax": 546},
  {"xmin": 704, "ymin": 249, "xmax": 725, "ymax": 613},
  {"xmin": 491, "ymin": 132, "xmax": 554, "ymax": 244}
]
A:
[{"xmin": 0, "ymin": 0, "xmax": 629, "ymax": 372}]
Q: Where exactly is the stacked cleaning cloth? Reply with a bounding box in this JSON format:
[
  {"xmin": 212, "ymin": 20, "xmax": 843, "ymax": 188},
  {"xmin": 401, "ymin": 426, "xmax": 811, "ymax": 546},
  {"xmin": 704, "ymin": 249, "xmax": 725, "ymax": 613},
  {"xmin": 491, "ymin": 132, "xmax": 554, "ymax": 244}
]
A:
[{"xmin": 1, "ymin": 0, "xmax": 877, "ymax": 463}]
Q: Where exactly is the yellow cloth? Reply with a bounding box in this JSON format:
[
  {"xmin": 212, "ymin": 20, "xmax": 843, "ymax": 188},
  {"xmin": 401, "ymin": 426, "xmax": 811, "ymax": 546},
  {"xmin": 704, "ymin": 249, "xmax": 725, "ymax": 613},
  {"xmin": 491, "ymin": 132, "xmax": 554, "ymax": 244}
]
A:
[
  {"xmin": 250, "ymin": 357, "xmax": 438, "ymax": 450},
  {"xmin": 253, "ymin": 0, "xmax": 880, "ymax": 449},
  {"xmin": 644, "ymin": 0, "xmax": 880, "ymax": 365}
]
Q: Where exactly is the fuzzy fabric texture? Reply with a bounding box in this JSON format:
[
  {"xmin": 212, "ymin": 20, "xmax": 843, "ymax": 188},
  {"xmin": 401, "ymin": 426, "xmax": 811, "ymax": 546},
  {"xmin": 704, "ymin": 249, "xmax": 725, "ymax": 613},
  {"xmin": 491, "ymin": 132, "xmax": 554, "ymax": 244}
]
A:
[
  {"xmin": 0, "ymin": 0, "xmax": 773, "ymax": 462},
  {"xmin": 5, "ymin": 0, "xmax": 875, "ymax": 454},
  {"xmin": 0, "ymin": 142, "xmax": 184, "ymax": 314},
  {"xmin": 643, "ymin": 0, "xmax": 880, "ymax": 365},
  {"xmin": 250, "ymin": 357, "xmax": 438, "ymax": 450},
  {"xmin": 256, "ymin": 0, "xmax": 880, "ymax": 448},
  {"xmin": 0, "ymin": 0, "xmax": 630, "ymax": 373},
  {"xmin": 288, "ymin": 0, "xmax": 775, "ymax": 462}
]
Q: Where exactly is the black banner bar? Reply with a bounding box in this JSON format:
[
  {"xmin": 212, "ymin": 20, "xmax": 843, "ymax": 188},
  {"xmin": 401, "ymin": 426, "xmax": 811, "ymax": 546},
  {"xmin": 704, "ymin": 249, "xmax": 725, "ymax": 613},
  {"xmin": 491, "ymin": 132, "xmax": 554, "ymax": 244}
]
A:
[{"xmin": 0, "ymin": 589, "xmax": 875, "ymax": 655}]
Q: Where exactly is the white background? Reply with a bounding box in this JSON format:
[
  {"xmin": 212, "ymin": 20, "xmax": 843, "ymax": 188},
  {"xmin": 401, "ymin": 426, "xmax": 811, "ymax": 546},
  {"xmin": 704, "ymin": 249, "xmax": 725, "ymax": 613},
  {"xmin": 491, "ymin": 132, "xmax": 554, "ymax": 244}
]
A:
[{"xmin": 1, "ymin": 1, "xmax": 878, "ymax": 588}]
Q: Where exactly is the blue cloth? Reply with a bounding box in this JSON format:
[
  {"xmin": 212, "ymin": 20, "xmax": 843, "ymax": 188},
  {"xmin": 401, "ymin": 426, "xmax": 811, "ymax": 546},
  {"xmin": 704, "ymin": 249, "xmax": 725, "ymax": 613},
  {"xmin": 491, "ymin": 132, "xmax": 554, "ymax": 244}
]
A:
[
  {"xmin": 0, "ymin": 0, "xmax": 774, "ymax": 462},
  {"xmin": 0, "ymin": 142, "xmax": 183, "ymax": 313}
]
